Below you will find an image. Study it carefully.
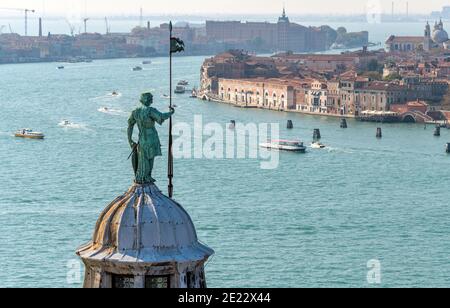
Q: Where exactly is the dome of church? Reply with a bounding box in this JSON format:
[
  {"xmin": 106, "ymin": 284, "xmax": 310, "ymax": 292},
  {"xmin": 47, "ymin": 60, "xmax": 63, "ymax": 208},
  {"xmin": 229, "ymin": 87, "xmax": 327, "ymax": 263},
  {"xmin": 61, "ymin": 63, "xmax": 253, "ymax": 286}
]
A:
[
  {"xmin": 432, "ymin": 29, "xmax": 449, "ymax": 44},
  {"xmin": 77, "ymin": 183, "xmax": 214, "ymax": 264}
]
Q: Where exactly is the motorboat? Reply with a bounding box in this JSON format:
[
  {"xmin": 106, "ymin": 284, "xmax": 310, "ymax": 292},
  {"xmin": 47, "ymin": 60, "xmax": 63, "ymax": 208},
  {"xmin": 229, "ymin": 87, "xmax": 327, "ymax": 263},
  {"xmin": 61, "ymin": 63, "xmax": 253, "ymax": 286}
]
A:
[
  {"xmin": 311, "ymin": 142, "xmax": 326, "ymax": 149},
  {"xmin": 259, "ymin": 140, "xmax": 306, "ymax": 152},
  {"xmin": 57, "ymin": 66, "xmax": 65, "ymax": 70},
  {"xmin": 59, "ymin": 120, "xmax": 72, "ymax": 126},
  {"xmin": 142, "ymin": 60, "xmax": 152, "ymax": 65},
  {"xmin": 14, "ymin": 129, "xmax": 45, "ymax": 139},
  {"xmin": 178, "ymin": 80, "xmax": 189, "ymax": 86},
  {"xmin": 132, "ymin": 66, "xmax": 143, "ymax": 71},
  {"xmin": 111, "ymin": 91, "xmax": 119, "ymax": 96},
  {"xmin": 99, "ymin": 107, "xmax": 109, "ymax": 112},
  {"xmin": 174, "ymin": 85, "xmax": 186, "ymax": 94}
]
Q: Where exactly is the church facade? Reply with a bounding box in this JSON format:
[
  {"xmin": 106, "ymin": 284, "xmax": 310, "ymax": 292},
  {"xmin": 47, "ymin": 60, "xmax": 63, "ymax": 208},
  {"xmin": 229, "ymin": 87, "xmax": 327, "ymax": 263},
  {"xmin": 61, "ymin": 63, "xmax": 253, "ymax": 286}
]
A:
[{"xmin": 386, "ymin": 20, "xmax": 449, "ymax": 52}]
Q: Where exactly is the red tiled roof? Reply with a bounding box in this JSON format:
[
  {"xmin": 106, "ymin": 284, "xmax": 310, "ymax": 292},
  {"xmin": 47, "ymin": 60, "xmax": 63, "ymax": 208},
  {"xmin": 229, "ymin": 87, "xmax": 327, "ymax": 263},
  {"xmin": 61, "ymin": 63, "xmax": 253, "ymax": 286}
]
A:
[{"xmin": 386, "ymin": 36, "xmax": 424, "ymax": 44}]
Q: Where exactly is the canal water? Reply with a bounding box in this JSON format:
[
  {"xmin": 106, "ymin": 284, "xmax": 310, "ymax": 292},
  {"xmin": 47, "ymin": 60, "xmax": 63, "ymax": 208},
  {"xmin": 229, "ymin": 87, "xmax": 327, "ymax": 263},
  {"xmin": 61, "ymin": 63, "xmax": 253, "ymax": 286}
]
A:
[{"xmin": 1, "ymin": 56, "xmax": 450, "ymax": 287}]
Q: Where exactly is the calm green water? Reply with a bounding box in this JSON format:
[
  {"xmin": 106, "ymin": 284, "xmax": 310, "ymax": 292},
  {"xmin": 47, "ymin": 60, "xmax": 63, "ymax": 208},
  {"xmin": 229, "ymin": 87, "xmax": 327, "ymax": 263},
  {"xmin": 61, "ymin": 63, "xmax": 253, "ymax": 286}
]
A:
[{"xmin": 1, "ymin": 56, "xmax": 450, "ymax": 288}]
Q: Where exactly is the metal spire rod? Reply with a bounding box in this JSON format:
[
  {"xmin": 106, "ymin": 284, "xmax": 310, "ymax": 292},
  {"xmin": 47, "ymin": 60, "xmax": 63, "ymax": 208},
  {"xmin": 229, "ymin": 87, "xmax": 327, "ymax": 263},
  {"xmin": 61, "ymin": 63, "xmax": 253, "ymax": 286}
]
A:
[{"xmin": 168, "ymin": 21, "xmax": 174, "ymax": 198}]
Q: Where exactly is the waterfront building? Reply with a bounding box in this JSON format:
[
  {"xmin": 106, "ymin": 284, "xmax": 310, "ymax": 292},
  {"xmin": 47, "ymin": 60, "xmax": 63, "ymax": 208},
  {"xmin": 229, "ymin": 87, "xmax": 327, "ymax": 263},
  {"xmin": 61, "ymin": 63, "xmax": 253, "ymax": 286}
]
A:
[
  {"xmin": 299, "ymin": 80, "xmax": 329, "ymax": 114},
  {"xmin": 218, "ymin": 78, "xmax": 296, "ymax": 110},
  {"xmin": 206, "ymin": 9, "xmax": 337, "ymax": 52},
  {"xmin": 201, "ymin": 49, "xmax": 449, "ymax": 119}
]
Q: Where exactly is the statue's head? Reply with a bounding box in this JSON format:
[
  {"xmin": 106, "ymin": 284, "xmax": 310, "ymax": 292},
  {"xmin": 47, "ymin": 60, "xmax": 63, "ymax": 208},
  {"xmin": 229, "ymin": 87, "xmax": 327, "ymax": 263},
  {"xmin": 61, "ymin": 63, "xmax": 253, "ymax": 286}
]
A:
[{"xmin": 140, "ymin": 92, "xmax": 153, "ymax": 106}]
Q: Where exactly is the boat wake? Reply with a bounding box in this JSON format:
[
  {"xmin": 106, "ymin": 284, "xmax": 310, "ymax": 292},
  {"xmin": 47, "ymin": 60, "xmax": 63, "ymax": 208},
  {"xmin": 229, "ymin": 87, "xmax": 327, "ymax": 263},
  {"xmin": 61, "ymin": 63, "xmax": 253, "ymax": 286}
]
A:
[
  {"xmin": 98, "ymin": 107, "xmax": 127, "ymax": 116},
  {"xmin": 89, "ymin": 92, "xmax": 122, "ymax": 102},
  {"xmin": 325, "ymin": 146, "xmax": 355, "ymax": 154},
  {"xmin": 0, "ymin": 131, "xmax": 13, "ymax": 137},
  {"xmin": 58, "ymin": 121, "xmax": 89, "ymax": 130}
]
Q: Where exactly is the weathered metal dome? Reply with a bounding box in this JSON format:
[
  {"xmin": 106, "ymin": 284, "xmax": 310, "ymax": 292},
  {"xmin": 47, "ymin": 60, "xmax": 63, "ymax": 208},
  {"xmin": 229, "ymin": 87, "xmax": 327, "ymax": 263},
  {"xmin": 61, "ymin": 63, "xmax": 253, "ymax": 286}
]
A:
[
  {"xmin": 432, "ymin": 29, "xmax": 449, "ymax": 44},
  {"xmin": 77, "ymin": 183, "xmax": 214, "ymax": 264}
]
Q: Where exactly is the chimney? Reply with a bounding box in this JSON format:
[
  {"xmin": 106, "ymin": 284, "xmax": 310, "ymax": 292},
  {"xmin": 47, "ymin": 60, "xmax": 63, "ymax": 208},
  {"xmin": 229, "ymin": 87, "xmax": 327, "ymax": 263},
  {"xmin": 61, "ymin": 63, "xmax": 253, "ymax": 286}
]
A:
[
  {"xmin": 147, "ymin": 21, "xmax": 150, "ymax": 30},
  {"xmin": 39, "ymin": 18, "xmax": 43, "ymax": 37}
]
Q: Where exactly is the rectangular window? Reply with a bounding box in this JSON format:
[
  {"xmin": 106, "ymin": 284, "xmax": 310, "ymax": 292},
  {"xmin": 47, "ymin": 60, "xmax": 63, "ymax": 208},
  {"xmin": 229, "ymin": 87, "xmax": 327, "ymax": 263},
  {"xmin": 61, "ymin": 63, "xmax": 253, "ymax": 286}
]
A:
[
  {"xmin": 112, "ymin": 275, "xmax": 135, "ymax": 289},
  {"xmin": 145, "ymin": 275, "xmax": 170, "ymax": 289}
]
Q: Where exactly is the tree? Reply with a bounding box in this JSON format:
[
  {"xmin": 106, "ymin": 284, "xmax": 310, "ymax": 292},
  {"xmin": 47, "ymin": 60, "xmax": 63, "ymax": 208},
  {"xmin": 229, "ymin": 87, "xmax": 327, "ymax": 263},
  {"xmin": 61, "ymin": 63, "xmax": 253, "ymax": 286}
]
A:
[
  {"xmin": 367, "ymin": 59, "xmax": 380, "ymax": 72},
  {"xmin": 383, "ymin": 73, "xmax": 402, "ymax": 81}
]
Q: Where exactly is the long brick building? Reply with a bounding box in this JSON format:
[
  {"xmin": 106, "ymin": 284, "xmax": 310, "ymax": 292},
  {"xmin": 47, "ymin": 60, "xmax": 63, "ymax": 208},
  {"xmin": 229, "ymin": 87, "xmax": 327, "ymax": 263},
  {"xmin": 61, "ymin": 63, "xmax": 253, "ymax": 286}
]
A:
[{"xmin": 206, "ymin": 9, "xmax": 331, "ymax": 52}]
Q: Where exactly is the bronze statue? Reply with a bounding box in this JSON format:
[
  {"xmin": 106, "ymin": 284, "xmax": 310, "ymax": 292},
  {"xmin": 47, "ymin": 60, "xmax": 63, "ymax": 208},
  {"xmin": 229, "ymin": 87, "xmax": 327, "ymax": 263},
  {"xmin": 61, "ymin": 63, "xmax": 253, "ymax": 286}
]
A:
[{"xmin": 128, "ymin": 92, "xmax": 174, "ymax": 184}]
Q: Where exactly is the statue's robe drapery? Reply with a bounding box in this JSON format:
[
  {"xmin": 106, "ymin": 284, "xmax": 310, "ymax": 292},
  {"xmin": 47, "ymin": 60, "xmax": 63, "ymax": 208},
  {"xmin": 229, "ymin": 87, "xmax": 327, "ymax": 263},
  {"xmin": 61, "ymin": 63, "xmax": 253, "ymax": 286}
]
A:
[{"xmin": 128, "ymin": 106, "xmax": 173, "ymax": 183}]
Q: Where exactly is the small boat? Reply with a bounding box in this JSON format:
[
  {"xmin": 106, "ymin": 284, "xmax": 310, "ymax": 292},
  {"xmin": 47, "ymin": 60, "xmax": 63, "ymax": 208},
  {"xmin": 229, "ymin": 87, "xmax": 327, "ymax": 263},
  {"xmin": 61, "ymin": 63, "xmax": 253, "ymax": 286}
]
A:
[
  {"xmin": 311, "ymin": 142, "xmax": 326, "ymax": 149},
  {"xmin": 59, "ymin": 120, "xmax": 72, "ymax": 126},
  {"xmin": 132, "ymin": 66, "xmax": 143, "ymax": 71},
  {"xmin": 229, "ymin": 120, "xmax": 236, "ymax": 129},
  {"xmin": 57, "ymin": 66, "xmax": 65, "ymax": 70},
  {"xmin": 15, "ymin": 129, "xmax": 45, "ymax": 139},
  {"xmin": 111, "ymin": 91, "xmax": 119, "ymax": 96},
  {"xmin": 259, "ymin": 140, "xmax": 306, "ymax": 152},
  {"xmin": 178, "ymin": 80, "xmax": 189, "ymax": 86},
  {"xmin": 174, "ymin": 85, "xmax": 186, "ymax": 94},
  {"xmin": 142, "ymin": 60, "xmax": 152, "ymax": 65},
  {"xmin": 190, "ymin": 87, "xmax": 198, "ymax": 98}
]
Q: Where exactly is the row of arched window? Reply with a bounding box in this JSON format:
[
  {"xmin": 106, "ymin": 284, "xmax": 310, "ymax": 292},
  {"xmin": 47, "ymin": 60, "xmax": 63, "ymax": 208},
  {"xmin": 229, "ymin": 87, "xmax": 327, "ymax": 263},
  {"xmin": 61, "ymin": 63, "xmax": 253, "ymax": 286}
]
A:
[{"xmin": 220, "ymin": 87, "xmax": 286, "ymax": 107}]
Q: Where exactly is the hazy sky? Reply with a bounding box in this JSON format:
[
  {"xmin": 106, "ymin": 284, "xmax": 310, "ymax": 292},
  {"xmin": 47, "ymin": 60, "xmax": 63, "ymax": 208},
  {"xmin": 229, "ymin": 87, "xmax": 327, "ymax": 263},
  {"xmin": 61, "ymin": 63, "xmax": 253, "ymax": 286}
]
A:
[{"xmin": 0, "ymin": 0, "xmax": 448, "ymax": 16}]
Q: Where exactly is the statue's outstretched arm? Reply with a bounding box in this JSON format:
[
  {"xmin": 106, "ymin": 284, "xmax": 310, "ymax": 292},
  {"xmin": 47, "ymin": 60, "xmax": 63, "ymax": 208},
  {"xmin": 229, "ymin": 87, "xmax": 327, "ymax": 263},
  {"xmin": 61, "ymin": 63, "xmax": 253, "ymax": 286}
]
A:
[
  {"xmin": 127, "ymin": 114, "xmax": 137, "ymax": 148},
  {"xmin": 150, "ymin": 108, "xmax": 175, "ymax": 125}
]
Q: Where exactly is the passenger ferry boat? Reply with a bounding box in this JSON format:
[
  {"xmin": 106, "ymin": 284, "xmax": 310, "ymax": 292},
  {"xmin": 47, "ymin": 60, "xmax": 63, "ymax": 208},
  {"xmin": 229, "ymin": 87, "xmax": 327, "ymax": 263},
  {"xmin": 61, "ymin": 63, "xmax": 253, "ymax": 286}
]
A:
[
  {"xmin": 259, "ymin": 140, "xmax": 306, "ymax": 152},
  {"xmin": 174, "ymin": 85, "xmax": 186, "ymax": 94},
  {"xmin": 14, "ymin": 129, "xmax": 45, "ymax": 139}
]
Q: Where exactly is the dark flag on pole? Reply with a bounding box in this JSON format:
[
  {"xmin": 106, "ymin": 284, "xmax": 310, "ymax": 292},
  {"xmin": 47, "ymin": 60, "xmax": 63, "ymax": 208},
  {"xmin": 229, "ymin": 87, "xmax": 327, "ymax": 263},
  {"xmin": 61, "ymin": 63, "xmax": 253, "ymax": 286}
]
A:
[
  {"xmin": 170, "ymin": 37, "xmax": 185, "ymax": 53},
  {"xmin": 169, "ymin": 22, "xmax": 185, "ymax": 54}
]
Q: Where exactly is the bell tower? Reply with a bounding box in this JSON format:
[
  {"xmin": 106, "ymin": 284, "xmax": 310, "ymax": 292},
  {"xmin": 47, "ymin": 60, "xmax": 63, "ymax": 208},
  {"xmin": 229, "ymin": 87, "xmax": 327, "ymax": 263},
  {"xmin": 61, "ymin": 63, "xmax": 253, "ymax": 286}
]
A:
[
  {"xmin": 424, "ymin": 21, "xmax": 431, "ymax": 51},
  {"xmin": 277, "ymin": 6, "xmax": 290, "ymax": 52}
]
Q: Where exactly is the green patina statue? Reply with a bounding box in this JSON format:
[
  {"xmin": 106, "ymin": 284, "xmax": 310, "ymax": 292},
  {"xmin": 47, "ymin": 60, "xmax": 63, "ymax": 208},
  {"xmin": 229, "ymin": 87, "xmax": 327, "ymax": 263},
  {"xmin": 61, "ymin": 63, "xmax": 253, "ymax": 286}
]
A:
[{"xmin": 128, "ymin": 92, "xmax": 175, "ymax": 184}]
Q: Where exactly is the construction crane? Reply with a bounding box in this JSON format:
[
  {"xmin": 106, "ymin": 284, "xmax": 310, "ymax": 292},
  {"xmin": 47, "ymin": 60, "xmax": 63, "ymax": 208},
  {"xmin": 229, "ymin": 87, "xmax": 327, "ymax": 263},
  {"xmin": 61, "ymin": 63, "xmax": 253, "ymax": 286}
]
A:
[
  {"xmin": 83, "ymin": 18, "xmax": 89, "ymax": 34},
  {"xmin": 0, "ymin": 25, "xmax": 5, "ymax": 34},
  {"xmin": 65, "ymin": 19, "xmax": 75, "ymax": 37},
  {"xmin": 104, "ymin": 17, "xmax": 110, "ymax": 35},
  {"xmin": 0, "ymin": 8, "xmax": 35, "ymax": 36}
]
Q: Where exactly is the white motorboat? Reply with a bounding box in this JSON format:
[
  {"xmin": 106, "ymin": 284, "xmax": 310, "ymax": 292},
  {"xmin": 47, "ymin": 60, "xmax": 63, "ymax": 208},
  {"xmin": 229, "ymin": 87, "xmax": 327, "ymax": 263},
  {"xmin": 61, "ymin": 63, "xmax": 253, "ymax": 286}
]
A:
[
  {"xmin": 59, "ymin": 120, "xmax": 72, "ymax": 126},
  {"xmin": 311, "ymin": 142, "xmax": 326, "ymax": 149},
  {"xmin": 14, "ymin": 129, "xmax": 45, "ymax": 139},
  {"xmin": 260, "ymin": 140, "xmax": 306, "ymax": 152}
]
